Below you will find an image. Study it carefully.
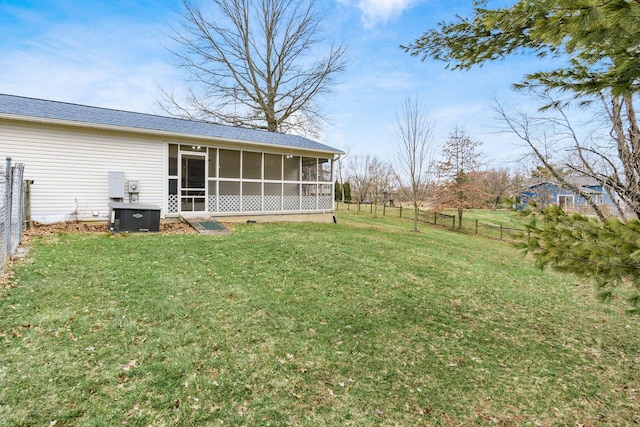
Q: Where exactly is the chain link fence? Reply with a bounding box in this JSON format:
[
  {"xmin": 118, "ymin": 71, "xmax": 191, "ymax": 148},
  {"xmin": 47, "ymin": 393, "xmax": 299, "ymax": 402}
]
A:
[{"xmin": 0, "ymin": 159, "xmax": 26, "ymax": 276}]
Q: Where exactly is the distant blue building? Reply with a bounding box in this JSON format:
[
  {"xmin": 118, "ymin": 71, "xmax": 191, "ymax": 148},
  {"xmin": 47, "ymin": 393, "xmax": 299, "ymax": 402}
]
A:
[{"xmin": 517, "ymin": 177, "xmax": 615, "ymax": 212}]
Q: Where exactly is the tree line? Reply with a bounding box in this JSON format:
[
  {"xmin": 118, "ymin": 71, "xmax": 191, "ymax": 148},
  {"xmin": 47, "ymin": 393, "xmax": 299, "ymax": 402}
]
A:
[{"xmin": 336, "ymin": 126, "xmax": 524, "ymax": 231}]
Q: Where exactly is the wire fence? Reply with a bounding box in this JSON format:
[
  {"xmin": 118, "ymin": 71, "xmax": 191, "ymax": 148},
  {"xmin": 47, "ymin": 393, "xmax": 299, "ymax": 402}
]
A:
[
  {"xmin": 0, "ymin": 158, "xmax": 26, "ymax": 276},
  {"xmin": 336, "ymin": 202, "xmax": 528, "ymax": 241}
]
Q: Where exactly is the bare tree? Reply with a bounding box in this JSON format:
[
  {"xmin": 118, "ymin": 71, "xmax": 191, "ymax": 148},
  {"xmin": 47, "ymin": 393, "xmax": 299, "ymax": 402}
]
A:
[
  {"xmin": 160, "ymin": 0, "xmax": 346, "ymax": 137},
  {"xmin": 483, "ymin": 168, "xmax": 522, "ymax": 210},
  {"xmin": 495, "ymin": 95, "xmax": 615, "ymax": 220},
  {"xmin": 346, "ymin": 155, "xmax": 369, "ymax": 204},
  {"xmin": 346, "ymin": 155, "xmax": 392, "ymax": 207},
  {"xmin": 368, "ymin": 159, "xmax": 394, "ymax": 218},
  {"xmin": 392, "ymin": 97, "xmax": 436, "ymax": 232},
  {"xmin": 335, "ymin": 145, "xmax": 351, "ymax": 203},
  {"xmin": 435, "ymin": 128, "xmax": 488, "ymax": 228}
]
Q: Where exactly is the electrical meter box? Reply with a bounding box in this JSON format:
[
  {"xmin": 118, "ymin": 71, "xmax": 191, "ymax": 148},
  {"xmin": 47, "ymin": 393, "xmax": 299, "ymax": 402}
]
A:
[
  {"xmin": 127, "ymin": 180, "xmax": 140, "ymax": 193},
  {"xmin": 109, "ymin": 202, "xmax": 160, "ymax": 232}
]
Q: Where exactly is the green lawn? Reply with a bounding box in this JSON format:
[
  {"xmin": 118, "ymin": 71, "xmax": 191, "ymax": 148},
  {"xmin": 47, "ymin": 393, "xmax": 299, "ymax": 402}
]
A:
[
  {"xmin": 338, "ymin": 203, "xmax": 531, "ymax": 239},
  {"xmin": 1, "ymin": 211, "xmax": 638, "ymax": 426}
]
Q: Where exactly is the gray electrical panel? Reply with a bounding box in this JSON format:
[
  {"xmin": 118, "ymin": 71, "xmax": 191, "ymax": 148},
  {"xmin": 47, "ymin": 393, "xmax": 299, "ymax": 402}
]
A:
[{"xmin": 108, "ymin": 171, "xmax": 125, "ymax": 198}]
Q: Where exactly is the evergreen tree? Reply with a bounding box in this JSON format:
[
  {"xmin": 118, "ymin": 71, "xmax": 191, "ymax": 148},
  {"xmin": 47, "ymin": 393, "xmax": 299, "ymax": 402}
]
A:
[
  {"xmin": 519, "ymin": 205, "xmax": 640, "ymax": 313},
  {"xmin": 403, "ymin": 0, "xmax": 640, "ymax": 97},
  {"xmin": 342, "ymin": 182, "xmax": 352, "ymax": 202}
]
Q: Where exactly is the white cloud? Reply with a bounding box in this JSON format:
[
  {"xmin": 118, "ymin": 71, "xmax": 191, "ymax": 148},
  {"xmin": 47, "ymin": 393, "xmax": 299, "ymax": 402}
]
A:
[
  {"xmin": 0, "ymin": 17, "xmax": 177, "ymax": 114},
  {"xmin": 357, "ymin": 0, "xmax": 420, "ymax": 27}
]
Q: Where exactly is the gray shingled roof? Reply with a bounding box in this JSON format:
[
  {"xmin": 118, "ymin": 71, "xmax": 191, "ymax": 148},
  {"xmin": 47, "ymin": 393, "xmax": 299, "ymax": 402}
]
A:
[{"xmin": 0, "ymin": 94, "xmax": 342, "ymax": 154}]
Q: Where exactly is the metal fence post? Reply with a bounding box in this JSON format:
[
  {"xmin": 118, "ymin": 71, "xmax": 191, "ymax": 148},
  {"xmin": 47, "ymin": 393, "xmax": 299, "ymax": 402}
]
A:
[
  {"xmin": 10, "ymin": 163, "xmax": 24, "ymax": 257},
  {"xmin": 0, "ymin": 164, "xmax": 5, "ymax": 275},
  {"xmin": 4, "ymin": 157, "xmax": 12, "ymax": 265}
]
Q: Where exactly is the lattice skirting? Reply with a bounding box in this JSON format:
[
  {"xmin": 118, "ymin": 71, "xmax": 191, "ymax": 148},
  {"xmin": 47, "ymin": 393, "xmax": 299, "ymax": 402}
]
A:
[
  {"xmin": 242, "ymin": 195, "xmax": 262, "ymax": 211},
  {"xmin": 302, "ymin": 196, "xmax": 317, "ymax": 210},
  {"xmin": 318, "ymin": 196, "xmax": 332, "ymax": 210},
  {"xmin": 219, "ymin": 195, "xmax": 241, "ymax": 212},
  {"xmin": 264, "ymin": 196, "xmax": 281, "ymax": 211},
  {"xmin": 208, "ymin": 195, "xmax": 218, "ymax": 212},
  {"xmin": 170, "ymin": 194, "xmax": 333, "ymax": 213},
  {"xmin": 283, "ymin": 196, "xmax": 299, "ymax": 211},
  {"xmin": 168, "ymin": 195, "xmax": 179, "ymax": 213}
]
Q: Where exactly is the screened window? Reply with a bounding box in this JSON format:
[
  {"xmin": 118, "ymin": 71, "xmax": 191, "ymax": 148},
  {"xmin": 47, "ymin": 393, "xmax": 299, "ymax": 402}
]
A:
[
  {"xmin": 169, "ymin": 178, "xmax": 178, "ymax": 195},
  {"xmin": 208, "ymin": 181, "xmax": 217, "ymax": 196},
  {"xmin": 242, "ymin": 182, "xmax": 262, "ymax": 196},
  {"xmin": 283, "ymin": 183, "xmax": 300, "ymax": 196},
  {"xmin": 219, "ymin": 149, "xmax": 241, "ymax": 178},
  {"xmin": 219, "ymin": 181, "xmax": 240, "ymax": 195},
  {"xmin": 208, "ymin": 148, "xmax": 217, "ymax": 178},
  {"xmin": 284, "ymin": 155, "xmax": 300, "ymax": 181},
  {"xmin": 169, "ymin": 144, "xmax": 178, "ymax": 176},
  {"xmin": 243, "ymin": 151, "xmax": 262, "ymax": 179},
  {"xmin": 264, "ymin": 154, "xmax": 282, "ymax": 180},
  {"xmin": 302, "ymin": 184, "xmax": 317, "ymax": 196},
  {"xmin": 318, "ymin": 159, "xmax": 332, "ymax": 182},
  {"xmin": 265, "ymin": 183, "xmax": 281, "ymax": 196},
  {"xmin": 302, "ymin": 157, "xmax": 317, "ymax": 181}
]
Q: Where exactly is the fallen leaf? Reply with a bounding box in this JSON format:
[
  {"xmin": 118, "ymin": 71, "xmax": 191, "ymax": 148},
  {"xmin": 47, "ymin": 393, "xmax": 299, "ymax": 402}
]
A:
[{"xmin": 120, "ymin": 360, "xmax": 138, "ymax": 371}]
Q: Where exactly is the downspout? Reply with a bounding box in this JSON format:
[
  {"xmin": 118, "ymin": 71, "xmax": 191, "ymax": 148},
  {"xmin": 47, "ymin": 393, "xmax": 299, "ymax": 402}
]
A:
[{"xmin": 333, "ymin": 154, "xmax": 341, "ymax": 223}]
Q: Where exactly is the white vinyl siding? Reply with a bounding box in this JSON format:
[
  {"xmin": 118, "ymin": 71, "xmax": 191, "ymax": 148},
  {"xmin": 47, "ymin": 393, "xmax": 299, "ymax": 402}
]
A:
[{"xmin": 0, "ymin": 121, "xmax": 165, "ymax": 223}]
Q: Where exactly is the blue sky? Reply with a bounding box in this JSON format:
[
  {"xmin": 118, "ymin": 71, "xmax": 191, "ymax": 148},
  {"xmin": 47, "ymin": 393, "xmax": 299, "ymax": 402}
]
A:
[{"xmin": 0, "ymin": 0, "xmax": 543, "ymax": 165}]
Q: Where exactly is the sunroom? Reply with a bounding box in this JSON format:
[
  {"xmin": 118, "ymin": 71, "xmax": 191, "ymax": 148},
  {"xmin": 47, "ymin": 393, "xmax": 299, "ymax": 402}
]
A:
[
  {"xmin": 168, "ymin": 143, "xmax": 335, "ymax": 216},
  {"xmin": 0, "ymin": 93, "xmax": 343, "ymax": 224}
]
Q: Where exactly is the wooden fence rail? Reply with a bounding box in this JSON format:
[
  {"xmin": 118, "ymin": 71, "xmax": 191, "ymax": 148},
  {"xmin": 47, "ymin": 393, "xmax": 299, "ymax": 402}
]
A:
[{"xmin": 336, "ymin": 202, "xmax": 527, "ymax": 241}]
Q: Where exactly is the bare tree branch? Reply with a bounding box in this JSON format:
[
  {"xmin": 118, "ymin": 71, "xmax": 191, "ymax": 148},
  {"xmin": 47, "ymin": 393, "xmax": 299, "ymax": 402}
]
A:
[
  {"xmin": 391, "ymin": 97, "xmax": 436, "ymax": 232},
  {"xmin": 494, "ymin": 99, "xmax": 607, "ymax": 220},
  {"xmin": 159, "ymin": 0, "xmax": 346, "ymax": 137}
]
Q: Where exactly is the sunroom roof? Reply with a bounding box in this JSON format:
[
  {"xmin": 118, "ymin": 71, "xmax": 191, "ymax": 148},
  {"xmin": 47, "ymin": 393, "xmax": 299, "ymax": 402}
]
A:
[{"xmin": 0, "ymin": 93, "xmax": 343, "ymax": 154}]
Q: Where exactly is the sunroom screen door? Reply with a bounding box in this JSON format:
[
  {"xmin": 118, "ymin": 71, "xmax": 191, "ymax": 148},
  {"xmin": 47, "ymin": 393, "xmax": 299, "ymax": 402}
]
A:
[{"xmin": 180, "ymin": 153, "xmax": 206, "ymax": 212}]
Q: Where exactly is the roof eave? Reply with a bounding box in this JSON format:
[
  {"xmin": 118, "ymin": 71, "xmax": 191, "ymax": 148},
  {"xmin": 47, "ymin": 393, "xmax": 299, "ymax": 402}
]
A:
[{"xmin": 0, "ymin": 113, "xmax": 343, "ymax": 156}]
